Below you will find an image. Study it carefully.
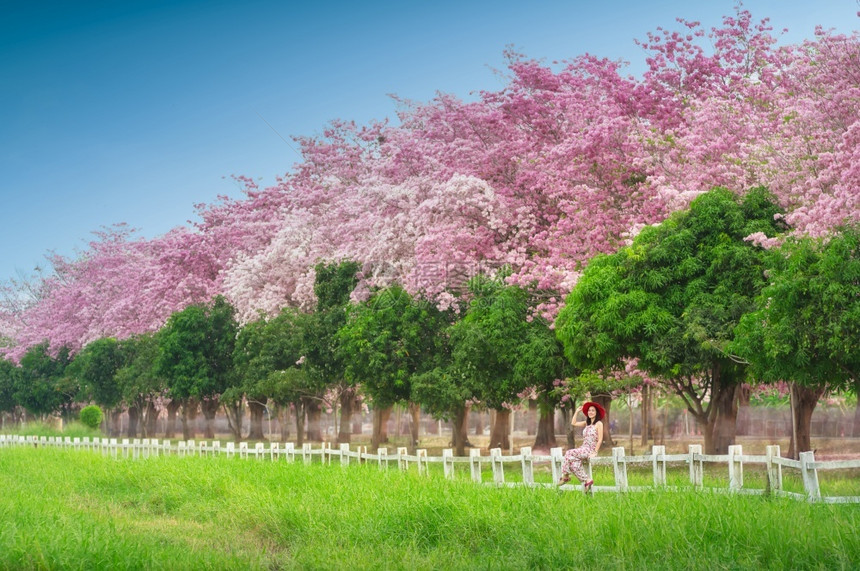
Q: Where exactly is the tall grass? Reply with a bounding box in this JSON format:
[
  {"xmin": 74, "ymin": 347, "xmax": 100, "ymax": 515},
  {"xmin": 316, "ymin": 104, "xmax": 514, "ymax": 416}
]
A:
[{"xmin": 0, "ymin": 447, "xmax": 857, "ymax": 570}]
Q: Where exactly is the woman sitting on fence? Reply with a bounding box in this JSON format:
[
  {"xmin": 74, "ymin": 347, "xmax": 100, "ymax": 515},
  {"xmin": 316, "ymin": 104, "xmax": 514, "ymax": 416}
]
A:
[{"xmin": 558, "ymin": 402, "xmax": 605, "ymax": 491}]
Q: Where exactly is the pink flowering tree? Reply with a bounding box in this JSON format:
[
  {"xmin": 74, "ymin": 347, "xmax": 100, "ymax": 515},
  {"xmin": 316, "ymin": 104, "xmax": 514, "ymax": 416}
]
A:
[{"xmin": 2, "ymin": 5, "xmax": 859, "ymax": 448}]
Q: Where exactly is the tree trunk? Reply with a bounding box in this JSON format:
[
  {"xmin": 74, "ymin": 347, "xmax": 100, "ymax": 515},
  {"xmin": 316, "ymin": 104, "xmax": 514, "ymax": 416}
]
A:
[
  {"xmin": 658, "ymin": 398, "xmax": 667, "ymax": 445},
  {"xmin": 187, "ymin": 399, "xmax": 199, "ymax": 439},
  {"xmin": 294, "ymin": 400, "xmax": 306, "ymax": 447},
  {"xmin": 527, "ymin": 400, "xmax": 537, "ymax": 436},
  {"xmin": 371, "ymin": 406, "xmax": 392, "ymax": 450},
  {"xmin": 737, "ymin": 385, "xmax": 752, "ymax": 436},
  {"xmin": 144, "ymin": 401, "xmax": 159, "ymax": 437},
  {"xmin": 305, "ymin": 399, "xmax": 322, "ymax": 442},
  {"xmin": 460, "ymin": 403, "xmax": 472, "ymax": 447},
  {"xmin": 592, "ymin": 393, "xmax": 614, "ymax": 448},
  {"xmin": 452, "ymin": 408, "xmax": 468, "ymax": 456},
  {"xmin": 640, "ymin": 385, "xmax": 650, "ymax": 446},
  {"xmin": 852, "ymin": 378, "xmax": 860, "ymax": 438},
  {"xmin": 278, "ymin": 404, "xmax": 291, "ymax": 442},
  {"xmin": 337, "ymin": 388, "xmax": 355, "ymax": 444},
  {"xmin": 854, "ymin": 395, "xmax": 860, "ymax": 439},
  {"xmin": 180, "ymin": 398, "xmax": 192, "ymax": 441},
  {"xmin": 628, "ymin": 394, "xmax": 635, "ymax": 454},
  {"xmin": 247, "ymin": 399, "xmax": 267, "ymax": 441},
  {"xmin": 126, "ymin": 406, "xmax": 140, "ymax": 438},
  {"xmin": 489, "ymin": 408, "xmax": 510, "ymax": 449},
  {"xmin": 352, "ymin": 411, "xmax": 363, "ymax": 434},
  {"xmin": 408, "ymin": 402, "xmax": 420, "ymax": 451},
  {"xmin": 222, "ymin": 400, "xmax": 244, "ymax": 441},
  {"xmin": 108, "ymin": 408, "xmax": 122, "ymax": 437},
  {"xmin": 704, "ymin": 379, "xmax": 739, "ymax": 455},
  {"xmin": 532, "ymin": 399, "xmax": 557, "ymax": 450},
  {"xmin": 787, "ymin": 383, "xmax": 826, "ymax": 459},
  {"xmin": 165, "ymin": 399, "xmax": 180, "ymax": 438},
  {"xmin": 200, "ymin": 398, "xmax": 219, "ymax": 440},
  {"xmin": 474, "ymin": 409, "xmax": 484, "ymax": 436}
]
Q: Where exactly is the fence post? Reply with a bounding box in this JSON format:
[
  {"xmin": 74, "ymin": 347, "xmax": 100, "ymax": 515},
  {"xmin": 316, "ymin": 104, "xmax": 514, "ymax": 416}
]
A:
[
  {"xmin": 728, "ymin": 445, "xmax": 743, "ymax": 491},
  {"xmin": 765, "ymin": 445, "xmax": 782, "ymax": 494},
  {"xmin": 490, "ymin": 448, "xmax": 504, "ymax": 484},
  {"xmin": 799, "ymin": 451, "xmax": 821, "ymax": 501},
  {"xmin": 470, "ymin": 449, "xmax": 482, "ymax": 483},
  {"xmin": 270, "ymin": 442, "xmax": 279, "ymax": 461},
  {"xmin": 378, "ymin": 447, "xmax": 388, "ymax": 471},
  {"xmin": 283, "ymin": 442, "xmax": 294, "ymax": 462},
  {"xmin": 550, "ymin": 447, "xmax": 563, "ymax": 484},
  {"xmin": 397, "ymin": 447, "xmax": 408, "ymax": 471},
  {"xmin": 211, "ymin": 440, "xmax": 220, "ymax": 457},
  {"xmin": 652, "ymin": 445, "xmax": 666, "ymax": 487},
  {"xmin": 357, "ymin": 445, "xmax": 367, "ymax": 464},
  {"xmin": 689, "ymin": 444, "xmax": 703, "ymax": 489},
  {"xmin": 226, "ymin": 442, "xmax": 235, "ymax": 458},
  {"xmin": 520, "ymin": 446, "xmax": 534, "ymax": 485},
  {"xmin": 340, "ymin": 443, "xmax": 350, "ymax": 467},
  {"xmin": 417, "ymin": 449, "xmax": 428, "ymax": 477},
  {"xmin": 612, "ymin": 447, "xmax": 628, "ymax": 492},
  {"xmin": 301, "ymin": 443, "xmax": 311, "ymax": 465},
  {"xmin": 443, "ymin": 449, "xmax": 454, "ymax": 480}
]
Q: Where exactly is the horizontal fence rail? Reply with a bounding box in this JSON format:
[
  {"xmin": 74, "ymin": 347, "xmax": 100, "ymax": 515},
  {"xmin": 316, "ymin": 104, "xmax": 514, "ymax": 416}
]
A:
[{"xmin": 1, "ymin": 435, "xmax": 858, "ymax": 503}]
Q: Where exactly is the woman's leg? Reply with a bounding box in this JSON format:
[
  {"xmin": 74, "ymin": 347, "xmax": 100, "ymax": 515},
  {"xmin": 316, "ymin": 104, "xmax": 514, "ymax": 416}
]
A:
[{"xmin": 562, "ymin": 447, "xmax": 590, "ymax": 483}]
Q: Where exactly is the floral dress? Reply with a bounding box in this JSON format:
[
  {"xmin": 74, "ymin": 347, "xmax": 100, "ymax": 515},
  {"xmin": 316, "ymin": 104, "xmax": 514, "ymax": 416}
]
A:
[{"xmin": 561, "ymin": 423, "xmax": 598, "ymax": 483}]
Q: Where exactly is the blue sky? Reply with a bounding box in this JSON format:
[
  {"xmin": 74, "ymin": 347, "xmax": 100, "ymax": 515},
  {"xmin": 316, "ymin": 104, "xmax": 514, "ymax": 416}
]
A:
[{"xmin": 1, "ymin": 0, "xmax": 857, "ymax": 283}]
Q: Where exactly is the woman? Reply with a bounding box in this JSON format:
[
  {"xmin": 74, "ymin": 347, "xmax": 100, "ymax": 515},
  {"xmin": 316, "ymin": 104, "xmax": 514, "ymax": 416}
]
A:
[{"xmin": 558, "ymin": 401, "xmax": 605, "ymax": 491}]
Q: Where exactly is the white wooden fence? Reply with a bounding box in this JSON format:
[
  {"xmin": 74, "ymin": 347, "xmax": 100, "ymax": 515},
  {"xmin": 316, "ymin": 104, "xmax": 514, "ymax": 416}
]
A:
[{"xmin": 2, "ymin": 434, "xmax": 858, "ymax": 503}]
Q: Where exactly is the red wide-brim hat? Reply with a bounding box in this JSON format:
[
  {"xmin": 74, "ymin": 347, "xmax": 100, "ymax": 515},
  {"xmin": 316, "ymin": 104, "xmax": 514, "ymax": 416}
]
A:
[{"xmin": 582, "ymin": 401, "xmax": 606, "ymax": 420}]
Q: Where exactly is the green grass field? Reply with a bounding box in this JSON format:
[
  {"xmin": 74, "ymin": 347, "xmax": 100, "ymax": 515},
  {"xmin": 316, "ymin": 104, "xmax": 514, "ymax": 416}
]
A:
[{"xmin": 1, "ymin": 446, "xmax": 858, "ymax": 570}]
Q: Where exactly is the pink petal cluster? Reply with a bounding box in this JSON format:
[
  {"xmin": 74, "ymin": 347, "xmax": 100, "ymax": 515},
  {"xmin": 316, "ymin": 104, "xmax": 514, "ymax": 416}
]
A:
[{"xmin": 3, "ymin": 7, "xmax": 859, "ymax": 358}]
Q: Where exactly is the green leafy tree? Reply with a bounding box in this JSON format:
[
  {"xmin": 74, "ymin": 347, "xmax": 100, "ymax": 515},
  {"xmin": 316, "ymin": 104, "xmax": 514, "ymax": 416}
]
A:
[
  {"xmin": 115, "ymin": 333, "xmax": 164, "ymax": 438},
  {"xmin": 449, "ymin": 273, "xmax": 555, "ymax": 450},
  {"xmin": 733, "ymin": 226, "xmax": 860, "ymax": 456},
  {"xmin": 299, "ymin": 261, "xmax": 359, "ymax": 442},
  {"xmin": 72, "ymin": 337, "xmax": 124, "ymax": 413},
  {"xmin": 0, "ymin": 357, "xmax": 19, "ymax": 424},
  {"xmin": 156, "ymin": 296, "xmax": 238, "ymax": 439},
  {"xmin": 556, "ymin": 187, "xmax": 787, "ymax": 454},
  {"xmin": 339, "ymin": 285, "xmax": 451, "ymax": 450},
  {"xmin": 231, "ymin": 308, "xmax": 307, "ymax": 441},
  {"xmin": 14, "ymin": 343, "xmax": 75, "ymax": 421},
  {"xmin": 514, "ymin": 310, "xmax": 576, "ymax": 449}
]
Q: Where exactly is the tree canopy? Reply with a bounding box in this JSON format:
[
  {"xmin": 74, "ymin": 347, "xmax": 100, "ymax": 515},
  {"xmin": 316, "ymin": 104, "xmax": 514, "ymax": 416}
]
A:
[{"xmin": 556, "ymin": 187, "xmax": 787, "ymax": 453}]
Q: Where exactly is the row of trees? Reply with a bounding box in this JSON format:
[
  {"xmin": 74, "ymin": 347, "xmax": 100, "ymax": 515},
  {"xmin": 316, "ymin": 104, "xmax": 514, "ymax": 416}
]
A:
[
  {"xmin": 3, "ymin": 188, "xmax": 857, "ymax": 458},
  {"xmin": 3, "ymin": 9, "xmax": 859, "ymax": 360}
]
